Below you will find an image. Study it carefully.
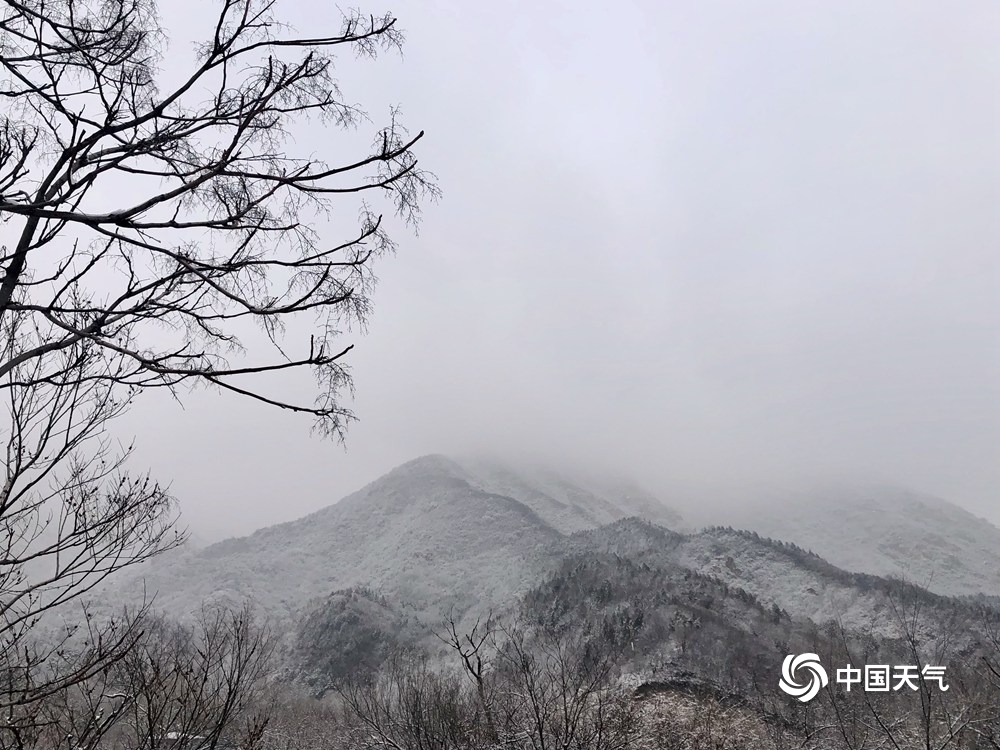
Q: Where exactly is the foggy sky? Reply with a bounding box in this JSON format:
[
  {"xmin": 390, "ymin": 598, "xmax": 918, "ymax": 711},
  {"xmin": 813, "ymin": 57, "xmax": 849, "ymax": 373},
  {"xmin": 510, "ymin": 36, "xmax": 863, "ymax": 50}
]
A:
[{"xmin": 118, "ymin": 0, "xmax": 1000, "ymax": 538}]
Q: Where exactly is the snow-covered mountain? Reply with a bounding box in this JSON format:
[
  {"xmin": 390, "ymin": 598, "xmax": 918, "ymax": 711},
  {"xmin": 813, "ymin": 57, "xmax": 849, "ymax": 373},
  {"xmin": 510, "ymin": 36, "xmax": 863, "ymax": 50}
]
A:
[
  {"xmin": 104, "ymin": 454, "xmax": 682, "ymax": 625},
  {"xmin": 91, "ymin": 455, "xmax": 1000, "ymax": 692},
  {"xmin": 103, "ymin": 458, "xmax": 1000, "ymax": 631},
  {"xmin": 718, "ymin": 484, "xmax": 1000, "ymax": 597},
  {"xmin": 569, "ymin": 519, "xmax": 972, "ymax": 639}
]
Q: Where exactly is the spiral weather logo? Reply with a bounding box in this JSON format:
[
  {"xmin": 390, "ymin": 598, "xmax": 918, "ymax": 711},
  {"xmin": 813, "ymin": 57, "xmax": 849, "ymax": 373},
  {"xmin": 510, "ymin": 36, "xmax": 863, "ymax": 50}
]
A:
[{"xmin": 779, "ymin": 653, "xmax": 829, "ymax": 702}]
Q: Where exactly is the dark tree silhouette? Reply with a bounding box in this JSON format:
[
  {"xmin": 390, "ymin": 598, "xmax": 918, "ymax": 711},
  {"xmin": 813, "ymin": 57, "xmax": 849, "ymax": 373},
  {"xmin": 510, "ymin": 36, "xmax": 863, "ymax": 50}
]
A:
[
  {"xmin": 0, "ymin": 0, "xmax": 434, "ymax": 740},
  {"xmin": 0, "ymin": 0, "xmax": 435, "ymax": 432}
]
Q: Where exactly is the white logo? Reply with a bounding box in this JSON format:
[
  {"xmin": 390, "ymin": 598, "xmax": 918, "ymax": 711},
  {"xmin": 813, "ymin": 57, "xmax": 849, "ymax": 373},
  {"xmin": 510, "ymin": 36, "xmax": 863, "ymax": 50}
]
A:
[{"xmin": 779, "ymin": 653, "xmax": 829, "ymax": 703}]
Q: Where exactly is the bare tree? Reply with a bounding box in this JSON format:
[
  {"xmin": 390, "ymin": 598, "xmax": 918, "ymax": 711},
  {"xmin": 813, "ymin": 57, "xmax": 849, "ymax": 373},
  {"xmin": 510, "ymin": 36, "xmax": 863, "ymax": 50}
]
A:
[
  {"xmin": 36, "ymin": 602, "xmax": 274, "ymax": 749},
  {"xmin": 257, "ymin": 686, "xmax": 342, "ymax": 750},
  {"xmin": 823, "ymin": 596, "xmax": 980, "ymax": 750},
  {"xmin": 487, "ymin": 620, "xmax": 639, "ymax": 750},
  {"xmin": 338, "ymin": 653, "xmax": 481, "ymax": 750},
  {"xmin": 339, "ymin": 616, "xmax": 641, "ymax": 750},
  {"xmin": 0, "ymin": 0, "xmax": 435, "ymax": 437},
  {"xmin": 637, "ymin": 691, "xmax": 787, "ymax": 750},
  {"xmin": 441, "ymin": 613, "xmax": 500, "ymax": 745},
  {"xmin": 0, "ymin": 0, "xmax": 434, "ymax": 740},
  {"xmin": 0, "ymin": 330, "xmax": 178, "ymax": 744}
]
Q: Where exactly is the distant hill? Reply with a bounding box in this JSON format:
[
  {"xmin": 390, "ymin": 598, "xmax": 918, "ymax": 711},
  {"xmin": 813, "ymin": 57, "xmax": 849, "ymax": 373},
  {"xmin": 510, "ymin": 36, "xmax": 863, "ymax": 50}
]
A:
[
  {"xmin": 569, "ymin": 519, "xmax": 976, "ymax": 642},
  {"xmin": 718, "ymin": 484, "xmax": 1000, "ymax": 598}
]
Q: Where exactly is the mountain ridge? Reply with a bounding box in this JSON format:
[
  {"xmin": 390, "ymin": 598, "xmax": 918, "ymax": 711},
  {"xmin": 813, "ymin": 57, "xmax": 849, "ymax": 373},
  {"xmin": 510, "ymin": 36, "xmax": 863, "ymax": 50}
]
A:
[{"xmin": 101, "ymin": 454, "xmax": 682, "ymax": 625}]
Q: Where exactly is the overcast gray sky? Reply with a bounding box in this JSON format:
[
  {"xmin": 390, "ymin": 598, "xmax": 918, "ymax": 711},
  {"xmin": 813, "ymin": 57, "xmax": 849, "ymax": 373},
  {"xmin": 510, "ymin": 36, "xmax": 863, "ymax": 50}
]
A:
[{"xmin": 118, "ymin": 0, "xmax": 1000, "ymax": 538}]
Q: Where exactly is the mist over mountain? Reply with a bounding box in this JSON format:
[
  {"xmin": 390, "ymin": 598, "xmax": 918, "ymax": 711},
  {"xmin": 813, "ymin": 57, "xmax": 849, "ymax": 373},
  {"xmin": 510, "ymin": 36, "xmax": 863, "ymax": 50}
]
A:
[
  {"xmin": 90, "ymin": 454, "xmax": 1000, "ymax": 695},
  {"xmin": 712, "ymin": 483, "xmax": 1000, "ymax": 598},
  {"xmin": 105, "ymin": 455, "xmax": 683, "ymax": 625}
]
